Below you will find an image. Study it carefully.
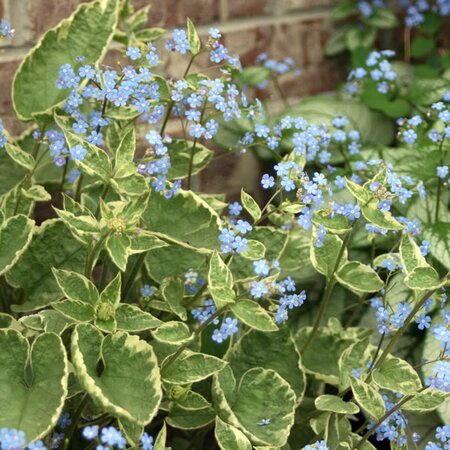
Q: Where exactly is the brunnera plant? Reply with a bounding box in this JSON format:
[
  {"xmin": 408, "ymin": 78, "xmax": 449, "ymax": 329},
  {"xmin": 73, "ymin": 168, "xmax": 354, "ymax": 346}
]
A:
[{"xmin": 0, "ymin": 1, "xmax": 449, "ymax": 449}]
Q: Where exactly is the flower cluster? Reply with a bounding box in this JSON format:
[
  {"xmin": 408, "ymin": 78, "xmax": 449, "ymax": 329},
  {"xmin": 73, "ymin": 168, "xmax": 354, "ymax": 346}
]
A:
[
  {"xmin": 398, "ymin": 96, "xmax": 450, "ymax": 147},
  {"xmin": 191, "ymin": 299, "xmax": 239, "ymax": 343},
  {"xmin": 0, "ymin": 429, "xmax": 46, "ymax": 450},
  {"xmin": 249, "ymin": 261, "xmax": 307, "ymax": 323},
  {"xmin": 82, "ymin": 425, "xmax": 154, "ymax": 450},
  {"xmin": 184, "ymin": 269, "xmax": 205, "ymax": 294},
  {"xmin": 357, "ymin": 0, "xmax": 386, "ymax": 17},
  {"xmin": 369, "ymin": 392, "xmax": 409, "ymax": 445},
  {"xmin": 219, "ymin": 202, "xmax": 253, "ymax": 254},
  {"xmin": 40, "ymin": 26, "xmax": 253, "ymax": 197},
  {"xmin": 399, "ymin": 0, "xmax": 450, "ymax": 27},
  {"xmin": 347, "ymin": 50, "xmax": 397, "ymax": 94}
]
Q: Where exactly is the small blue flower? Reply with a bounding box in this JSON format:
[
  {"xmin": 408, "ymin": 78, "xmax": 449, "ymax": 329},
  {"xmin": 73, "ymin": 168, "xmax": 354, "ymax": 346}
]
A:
[{"xmin": 70, "ymin": 144, "xmax": 87, "ymax": 161}]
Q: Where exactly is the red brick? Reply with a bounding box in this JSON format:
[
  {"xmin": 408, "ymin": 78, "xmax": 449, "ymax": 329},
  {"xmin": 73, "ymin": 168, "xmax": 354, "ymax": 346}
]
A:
[
  {"xmin": 0, "ymin": 1, "xmax": 5, "ymax": 18},
  {"xmin": 27, "ymin": 0, "xmax": 85, "ymax": 40},
  {"xmin": 0, "ymin": 58, "xmax": 28, "ymax": 135},
  {"xmin": 222, "ymin": 0, "xmax": 268, "ymax": 20},
  {"xmin": 133, "ymin": 0, "xmax": 220, "ymax": 27}
]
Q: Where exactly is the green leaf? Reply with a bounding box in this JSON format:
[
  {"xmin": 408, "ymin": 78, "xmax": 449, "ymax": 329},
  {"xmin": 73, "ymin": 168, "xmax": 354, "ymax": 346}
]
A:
[
  {"xmin": 399, "ymin": 234, "xmax": 428, "ymax": 274},
  {"xmin": 153, "ymin": 423, "xmax": 167, "ymax": 450},
  {"xmin": 129, "ymin": 230, "xmax": 168, "ymax": 254},
  {"xmin": 295, "ymin": 322, "xmax": 369, "ymax": 385},
  {"xmin": 350, "ymin": 378, "xmax": 385, "ymax": 420},
  {"xmin": 360, "ymin": 202, "xmax": 403, "ymax": 230},
  {"xmin": 100, "ymin": 273, "xmax": 121, "ymax": 308},
  {"xmin": 213, "ymin": 367, "xmax": 296, "ymax": 447},
  {"xmin": 106, "ymin": 234, "xmax": 130, "ymax": 271},
  {"xmin": 71, "ymin": 323, "xmax": 161, "ymax": 425},
  {"xmin": 0, "ymin": 331, "xmax": 68, "ymax": 441},
  {"xmin": 402, "ymin": 389, "xmax": 448, "ymax": 413},
  {"xmin": 330, "ymin": 2, "xmax": 357, "ymax": 21},
  {"xmin": 167, "ymin": 140, "xmax": 213, "ymax": 180},
  {"xmin": 372, "ymin": 356, "xmax": 422, "ymax": 395},
  {"xmin": 119, "ymin": 417, "xmax": 143, "ymax": 448},
  {"xmin": 423, "ymin": 223, "xmax": 450, "ymax": 271},
  {"xmin": 366, "ymin": 8, "xmax": 398, "ymax": 28},
  {"xmin": 152, "ymin": 321, "xmax": 192, "ymax": 345},
  {"xmin": 315, "ymin": 395, "xmax": 359, "ymax": 415},
  {"xmin": 115, "ymin": 304, "xmax": 162, "ymax": 331},
  {"xmin": 145, "ymin": 241, "xmax": 207, "ymax": 283},
  {"xmin": 53, "ymin": 299, "xmax": 96, "ymax": 322},
  {"xmin": 215, "ymin": 416, "xmax": 252, "ymax": 450},
  {"xmin": 208, "ymin": 251, "xmax": 235, "ymax": 309},
  {"xmin": 324, "ymin": 27, "xmax": 351, "ymax": 56},
  {"xmin": 283, "ymin": 95, "xmax": 395, "ymax": 146},
  {"xmin": 142, "ymin": 189, "xmax": 221, "ymax": 250},
  {"xmin": 235, "ymin": 66, "xmax": 271, "ymax": 87},
  {"xmin": 336, "ymin": 261, "xmax": 384, "ymax": 293},
  {"xmin": 113, "ymin": 128, "xmax": 136, "ymax": 177},
  {"xmin": 187, "ymin": 18, "xmax": 201, "ymax": 55},
  {"xmin": 54, "ymin": 209, "xmax": 100, "ymax": 244},
  {"xmin": 310, "ymin": 231, "xmax": 347, "ymax": 278},
  {"xmin": 111, "ymin": 174, "xmax": 148, "ymax": 197},
  {"xmin": 407, "ymin": 78, "xmax": 450, "ymax": 106},
  {"xmin": 405, "ymin": 266, "xmax": 445, "ymax": 290},
  {"xmin": 345, "ymin": 27, "xmax": 377, "ymax": 51},
  {"xmin": 52, "ymin": 268, "xmax": 99, "ymax": 306},
  {"xmin": 22, "ymin": 185, "xmax": 51, "ymax": 202},
  {"xmin": 13, "ymin": 0, "xmax": 120, "ymax": 120},
  {"xmin": 7, "ymin": 220, "xmax": 87, "ymax": 311},
  {"xmin": 346, "ymin": 178, "xmax": 370, "ymax": 203},
  {"xmin": 161, "ymin": 349, "xmax": 227, "ymax": 384},
  {"xmin": 0, "ymin": 214, "xmax": 34, "ymax": 276},
  {"xmin": 161, "ymin": 277, "xmax": 187, "ymax": 321},
  {"xmin": 57, "ymin": 126, "xmax": 113, "ymax": 183},
  {"xmin": 230, "ymin": 300, "xmax": 277, "ymax": 332},
  {"xmin": 411, "ymin": 36, "xmax": 435, "ymax": 57},
  {"xmin": 240, "ymin": 240, "xmax": 266, "ymax": 260},
  {"xmin": 226, "ymin": 328, "xmax": 306, "ymax": 403},
  {"xmin": 241, "ymin": 189, "xmax": 262, "ymax": 222},
  {"xmin": 5, "ymin": 143, "xmax": 34, "ymax": 170},
  {"xmin": 338, "ymin": 338, "xmax": 371, "ymax": 391},
  {"xmin": 312, "ymin": 209, "xmax": 350, "ymax": 234},
  {"xmin": 167, "ymin": 393, "xmax": 215, "ymax": 430}
]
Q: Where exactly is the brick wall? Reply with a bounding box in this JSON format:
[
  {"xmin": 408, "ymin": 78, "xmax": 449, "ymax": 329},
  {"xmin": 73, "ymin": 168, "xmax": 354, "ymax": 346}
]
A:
[{"xmin": 0, "ymin": 0, "xmax": 341, "ymax": 195}]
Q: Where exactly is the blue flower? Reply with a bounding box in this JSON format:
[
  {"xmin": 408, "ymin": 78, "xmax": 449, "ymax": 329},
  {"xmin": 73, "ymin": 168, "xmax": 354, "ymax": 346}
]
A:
[
  {"xmin": 126, "ymin": 47, "xmax": 142, "ymax": 60},
  {"xmin": 261, "ymin": 174, "xmax": 275, "ymax": 189},
  {"xmin": 140, "ymin": 432, "xmax": 154, "ymax": 450},
  {"xmin": 228, "ymin": 202, "xmax": 243, "ymax": 216},
  {"xmin": 82, "ymin": 426, "xmax": 99, "ymax": 440},
  {"xmin": 70, "ymin": 144, "xmax": 87, "ymax": 161},
  {"xmin": 437, "ymin": 165, "xmax": 449, "ymax": 179}
]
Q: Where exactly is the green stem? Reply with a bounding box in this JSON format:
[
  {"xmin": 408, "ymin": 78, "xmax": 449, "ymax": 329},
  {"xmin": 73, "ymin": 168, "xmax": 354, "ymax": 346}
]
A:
[
  {"xmin": 160, "ymin": 55, "xmax": 196, "ymax": 137},
  {"xmin": 355, "ymin": 387, "xmax": 426, "ymax": 449},
  {"xmin": 94, "ymin": 183, "xmax": 110, "ymax": 219},
  {"xmin": 121, "ymin": 252, "xmax": 146, "ymax": 299},
  {"xmin": 63, "ymin": 394, "xmax": 89, "ymax": 450},
  {"xmin": 301, "ymin": 228, "xmax": 353, "ymax": 355},
  {"xmin": 367, "ymin": 274, "xmax": 450, "ymax": 379},
  {"xmin": 59, "ymin": 161, "xmax": 69, "ymax": 198},
  {"xmin": 85, "ymin": 234, "xmax": 109, "ymax": 278},
  {"xmin": 161, "ymin": 305, "xmax": 229, "ymax": 375},
  {"xmin": 75, "ymin": 173, "xmax": 84, "ymax": 202}
]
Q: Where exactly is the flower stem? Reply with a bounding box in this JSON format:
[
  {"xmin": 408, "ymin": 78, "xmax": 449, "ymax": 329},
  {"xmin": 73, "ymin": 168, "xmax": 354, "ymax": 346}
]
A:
[{"xmin": 300, "ymin": 228, "xmax": 353, "ymax": 355}]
